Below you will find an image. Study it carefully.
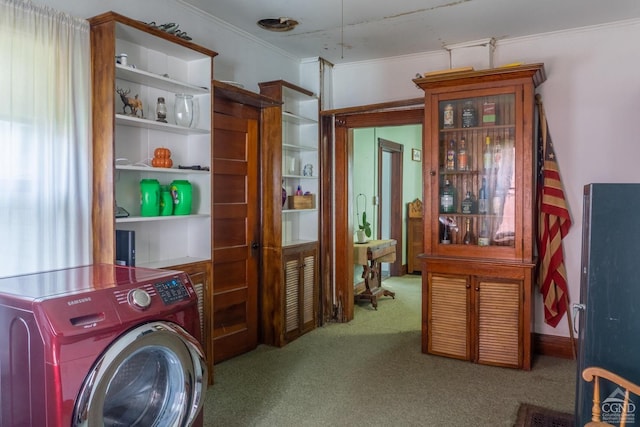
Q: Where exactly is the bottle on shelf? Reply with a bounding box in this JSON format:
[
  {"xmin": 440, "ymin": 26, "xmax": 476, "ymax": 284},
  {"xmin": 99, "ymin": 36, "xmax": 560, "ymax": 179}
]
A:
[
  {"xmin": 478, "ymin": 177, "xmax": 488, "ymax": 215},
  {"xmin": 483, "ymin": 135, "xmax": 492, "ymax": 171},
  {"xmin": 295, "ymin": 185, "xmax": 303, "ymax": 196},
  {"xmin": 441, "ymin": 222, "xmax": 451, "ymax": 244},
  {"xmin": 478, "ymin": 218, "xmax": 490, "ymax": 247},
  {"xmin": 482, "ymin": 101, "xmax": 496, "ymax": 126},
  {"xmin": 463, "ymin": 218, "xmax": 474, "ymax": 245},
  {"xmin": 492, "ymin": 179, "xmax": 504, "ymax": 216},
  {"xmin": 443, "ymin": 103, "xmax": 454, "ymax": 128},
  {"xmin": 461, "ymin": 100, "xmax": 477, "ymax": 128},
  {"xmin": 440, "ymin": 179, "xmax": 456, "ymax": 213},
  {"xmin": 461, "ymin": 190, "xmax": 474, "ymax": 214},
  {"xmin": 493, "ymin": 136, "xmax": 502, "ymax": 169},
  {"xmin": 446, "ymin": 139, "xmax": 456, "ymax": 171},
  {"xmin": 457, "ymin": 137, "xmax": 469, "ymax": 171}
]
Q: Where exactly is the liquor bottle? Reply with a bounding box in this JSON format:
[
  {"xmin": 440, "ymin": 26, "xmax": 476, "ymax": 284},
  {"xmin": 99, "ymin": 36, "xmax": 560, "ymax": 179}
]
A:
[
  {"xmin": 440, "ymin": 179, "xmax": 455, "ymax": 213},
  {"xmin": 483, "ymin": 135, "xmax": 492, "ymax": 171},
  {"xmin": 461, "ymin": 190, "xmax": 474, "ymax": 214},
  {"xmin": 461, "ymin": 100, "xmax": 477, "ymax": 128},
  {"xmin": 463, "ymin": 218, "xmax": 474, "ymax": 245},
  {"xmin": 441, "ymin": 223, "xmax": 451, "ymax": 244},
  {"xmin": 492, "ymin": 179, "xmax": 504, "ymax": 215},
  {"xmin": 478, "ymin": 177, "xmax": 488, "ymax": 214},
  {"xmin": 457, "ymin": 137, "xmax": 469, "ymax": 171},
  {"xmin": 443, "ymin": 103, "xmax": 454, "ymax": 128},
  {"xmin": 446, "ymin": 139, "xmax": 456, "ymax": 171},
  {"xmin": 478, "ymin": 218, "xmax": 490, "ymax": 246},
  {"xmin": 493, "ymin": 136, "xmax": 502, "ymax": 168}
]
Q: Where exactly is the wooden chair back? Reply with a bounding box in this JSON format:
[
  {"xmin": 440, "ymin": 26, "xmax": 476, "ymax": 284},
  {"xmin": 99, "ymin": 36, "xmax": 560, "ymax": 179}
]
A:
[{"xmin": 582, "ymin": 366, "xmax": 640, "ymax": 427}]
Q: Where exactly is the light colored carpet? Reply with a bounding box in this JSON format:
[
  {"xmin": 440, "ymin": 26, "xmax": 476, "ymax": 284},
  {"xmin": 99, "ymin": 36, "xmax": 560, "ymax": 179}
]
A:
[{"xmin": 203, "ymin": 275, "xmax": 576, "ymax": 426}]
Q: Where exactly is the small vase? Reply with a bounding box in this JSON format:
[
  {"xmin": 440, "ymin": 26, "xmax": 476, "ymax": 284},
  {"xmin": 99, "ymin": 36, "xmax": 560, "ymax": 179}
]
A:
[
  {"xmin": 356, "ymin": 229, "xmax": 366, "ymax": 243},
  {"xmin": 282, "ymin": 187, "xmax": 287, "ymax": 207}
]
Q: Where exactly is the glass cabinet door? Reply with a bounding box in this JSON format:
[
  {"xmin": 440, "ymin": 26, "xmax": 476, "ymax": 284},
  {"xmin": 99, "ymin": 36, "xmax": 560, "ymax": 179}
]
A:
[{"xmin": 436, "ymin": 92, "xmax": 517, "ymax": 250}]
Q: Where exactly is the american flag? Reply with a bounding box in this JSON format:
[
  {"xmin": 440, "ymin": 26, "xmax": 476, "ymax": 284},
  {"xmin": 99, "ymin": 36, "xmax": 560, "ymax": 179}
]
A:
[{"xmin": 536, "ymin": 95, "xmax": 572, "ymax": 328}]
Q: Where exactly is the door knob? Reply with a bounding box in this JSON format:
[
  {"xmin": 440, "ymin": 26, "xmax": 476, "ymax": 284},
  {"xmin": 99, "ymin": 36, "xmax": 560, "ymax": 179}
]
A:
[{"xmin": 251, "ymin": 241, "xmax": 260, "ymax": 250}]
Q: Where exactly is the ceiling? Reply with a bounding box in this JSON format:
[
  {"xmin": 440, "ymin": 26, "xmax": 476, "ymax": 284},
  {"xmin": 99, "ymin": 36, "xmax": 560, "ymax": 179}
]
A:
[{"xmin": 181, "ymin": 0, "xmax": 640, "ymax": 65}]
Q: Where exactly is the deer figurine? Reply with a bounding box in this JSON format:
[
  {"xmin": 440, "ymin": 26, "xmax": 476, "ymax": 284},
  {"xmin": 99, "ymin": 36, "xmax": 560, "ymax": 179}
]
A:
[{"xmin": 116, "ymin": 88, "xmax": 144, "ymax": 118}]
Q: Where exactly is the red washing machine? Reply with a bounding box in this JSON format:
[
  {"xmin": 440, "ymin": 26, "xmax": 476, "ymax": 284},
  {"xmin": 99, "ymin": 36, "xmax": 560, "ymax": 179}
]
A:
[{"xmin": 0, "ymin": 264, "xmax": 207, "ymax": 426}]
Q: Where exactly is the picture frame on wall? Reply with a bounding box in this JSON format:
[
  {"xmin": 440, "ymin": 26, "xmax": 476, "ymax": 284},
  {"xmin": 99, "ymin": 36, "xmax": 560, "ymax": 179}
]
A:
[{"xmin": 412, "ymin": 148, "xmax": 421, "ymax": 162}]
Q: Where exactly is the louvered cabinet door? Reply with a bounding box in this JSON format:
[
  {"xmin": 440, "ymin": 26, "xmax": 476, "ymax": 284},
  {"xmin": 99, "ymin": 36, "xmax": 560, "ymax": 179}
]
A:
[
  {"xmin": 283, "ymin": 255, "xmax": 301, "ymax": 338},
  {"xmin": 475, "ymin": 279, "xmax": 522, "ymax": 368},
  {"xmin": 427, "ymin": 274, "xmax": 471, "ymax": 360},
  {"xmin": 282, "ymin": 243, "xmax": 318, "ymax": 343}
]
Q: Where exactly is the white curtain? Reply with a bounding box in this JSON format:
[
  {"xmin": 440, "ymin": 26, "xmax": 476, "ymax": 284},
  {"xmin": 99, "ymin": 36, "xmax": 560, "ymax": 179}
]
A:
[{"xmin": 0, "ymin": 0, "xmax": 92, "ymax": 277}]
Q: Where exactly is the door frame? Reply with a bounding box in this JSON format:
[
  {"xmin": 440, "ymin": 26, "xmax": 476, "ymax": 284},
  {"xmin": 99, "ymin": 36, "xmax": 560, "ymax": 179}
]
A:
[
  {"xmin": 377, "ymin": 138, "xmax": 404, "ymax": 277},
  {"xmin": 321, "ymin": 99, "xmax": 423, "ymax": 322}
]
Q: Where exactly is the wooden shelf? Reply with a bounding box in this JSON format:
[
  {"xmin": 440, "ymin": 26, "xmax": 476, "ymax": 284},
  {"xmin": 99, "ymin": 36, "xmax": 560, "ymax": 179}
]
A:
[
  {"xmin": 115, "ymin": 165, "xmax": 210, "ymax": 174},
  {"xmin": 116, "ymin": 64, "xmax": 209, "ymax": 94},
  {"xmin": 115, "ymin": 114, "xmax": 210, "ymax": 134}
]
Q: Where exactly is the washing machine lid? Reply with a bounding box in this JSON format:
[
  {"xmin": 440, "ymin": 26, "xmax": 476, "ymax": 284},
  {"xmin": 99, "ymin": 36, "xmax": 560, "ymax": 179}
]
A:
[
  {"xmin": 0, "ymin": 264, "xmax": 182, "ymax": 301},
  {"xmin": 73, "ymin": 321, "xmax": 207, "ymax": 427}
]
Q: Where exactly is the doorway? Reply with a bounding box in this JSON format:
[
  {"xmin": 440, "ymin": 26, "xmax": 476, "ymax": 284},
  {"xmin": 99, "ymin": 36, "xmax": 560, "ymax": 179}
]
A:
[
  {"xmin": 322, "ymin": 103, "xmax": 423, "ymax": 322},
  {"xmin": 378, "ymin": 138, "xmax": 403, "ymax": 278}
]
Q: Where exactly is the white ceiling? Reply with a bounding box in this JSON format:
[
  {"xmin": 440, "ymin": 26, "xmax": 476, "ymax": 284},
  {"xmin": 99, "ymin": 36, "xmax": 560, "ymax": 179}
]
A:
[{"xmin": 181, "ymin": 0, "xmax": 640, "ymax": 64}]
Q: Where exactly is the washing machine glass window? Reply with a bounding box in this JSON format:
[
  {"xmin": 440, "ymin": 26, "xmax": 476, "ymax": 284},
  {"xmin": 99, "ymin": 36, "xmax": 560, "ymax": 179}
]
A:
[{"xmin": 73, "ymin": 321, "xmax": 207, "ymax": 427}]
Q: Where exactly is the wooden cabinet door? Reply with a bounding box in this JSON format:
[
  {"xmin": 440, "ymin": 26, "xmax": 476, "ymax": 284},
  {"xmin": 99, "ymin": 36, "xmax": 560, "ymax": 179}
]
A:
[
  {"xmin": 212, "ymin": 112, "xmax": 260, "ymax": 364},
  {"xmin": 283, "ymin": 244, "xmax": 318, "ymax": 343},
  {"xmin": 475, "ymin": 278, "xmax": 522, "ymax": 368},
  {"xmin": 427, "ymin": 273, "xmax": 470, "ymax": 360}
]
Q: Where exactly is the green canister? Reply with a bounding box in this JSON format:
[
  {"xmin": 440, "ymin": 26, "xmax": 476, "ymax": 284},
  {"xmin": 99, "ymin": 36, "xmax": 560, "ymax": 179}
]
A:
[
  {"xmin": 140, "ymin": 179, "xmax": 160, "ymax": 216},
  {"xmin": 170, "ymin": 180, "xmax": 192, "ymax": 215},
  {"xmin": 159, "ymin": 185, "xmax": 173, "ymax": 216}
]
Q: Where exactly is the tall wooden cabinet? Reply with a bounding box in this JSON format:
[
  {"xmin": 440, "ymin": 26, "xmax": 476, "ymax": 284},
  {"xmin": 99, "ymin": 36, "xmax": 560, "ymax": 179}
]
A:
[
  {"xmin": 89, "ymin": 12, "xmax": 217, "ymax": 378},
  {"xmin": 259, "ymin": 80, "xmax": 320, "ymax": 347},
  {"xmin": 413, "ymin": 64, "xmax": 546, "ymax": 370}
]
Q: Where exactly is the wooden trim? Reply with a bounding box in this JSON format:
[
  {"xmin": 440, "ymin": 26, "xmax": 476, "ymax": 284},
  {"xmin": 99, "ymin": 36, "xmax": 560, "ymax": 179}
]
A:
[
  {"xmin": 214, "ymin": 80, "xmax": 281, "ymax": 108},
  {"xmin": 533, "ymin": 333, "xmax": 577, "ymax": 359},
  {"xmin": 321, "ymin": 98, "xmax": 424, "ymax": 116},
  {"xmin": 88, "ymin": 11, "xmax": 218, "ymax": 58},
  {"xmin": 259, "ymin": 79, "xmax": 315, "ymax": 97},
  {"xmin": 413, "ymin": 63, "xmax": 546, "ymax": 89}
]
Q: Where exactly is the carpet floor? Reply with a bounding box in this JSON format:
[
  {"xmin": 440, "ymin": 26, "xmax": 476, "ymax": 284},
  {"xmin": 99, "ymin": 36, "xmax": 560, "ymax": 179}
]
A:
[{"xmin": 203, "ymin": 275, "xmax": 576, "ymax": 426}]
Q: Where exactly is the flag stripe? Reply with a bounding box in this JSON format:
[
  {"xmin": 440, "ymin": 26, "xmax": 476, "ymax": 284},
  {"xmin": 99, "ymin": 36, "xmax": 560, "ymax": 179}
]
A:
[{"xmin": 536, "ymin": 98, "xmax": 572, "ymax": 328}]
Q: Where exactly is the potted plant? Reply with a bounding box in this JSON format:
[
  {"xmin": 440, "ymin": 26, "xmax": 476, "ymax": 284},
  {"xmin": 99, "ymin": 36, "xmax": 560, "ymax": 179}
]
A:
[
  {"xmin": 356, "ymin": 193, "xmax": 371, "ymax": 243},
  {"xmin": 359, "ymin": 211, "xmax": 372, "ymax": 239}
]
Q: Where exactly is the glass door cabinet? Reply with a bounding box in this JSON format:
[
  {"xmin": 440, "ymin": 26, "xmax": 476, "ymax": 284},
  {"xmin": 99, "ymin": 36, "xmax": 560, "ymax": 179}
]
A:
[{"xmin": 414, "ymin": 64, "xmax": 546, "ymax": 370}]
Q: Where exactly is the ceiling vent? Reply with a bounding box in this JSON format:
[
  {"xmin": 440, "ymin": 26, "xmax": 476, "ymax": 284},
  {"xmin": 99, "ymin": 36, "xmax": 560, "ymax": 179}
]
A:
[{"xmin": 257, "ymin": 17, "xmax": 299, "ymax": 32}]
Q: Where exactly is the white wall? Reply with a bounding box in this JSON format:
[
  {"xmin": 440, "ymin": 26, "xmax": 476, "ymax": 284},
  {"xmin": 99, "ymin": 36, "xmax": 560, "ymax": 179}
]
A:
[
  {"xmin": 34, "ymin": 0, "xmax": 301, "ymax": 92},
  {"xmin": 334, "ymin": 18, "xmax": 640, "ymax": 338}
]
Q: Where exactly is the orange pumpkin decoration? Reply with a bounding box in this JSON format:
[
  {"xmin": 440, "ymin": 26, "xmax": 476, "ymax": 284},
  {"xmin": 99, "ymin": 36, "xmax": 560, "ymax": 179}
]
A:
[
  {"xmin": 154, "ymin": 147, "xmax": 171, "ymax": 158},
  {"xmin": 152, "ymin": 147, "xmax": 173, "ymax": 168}
]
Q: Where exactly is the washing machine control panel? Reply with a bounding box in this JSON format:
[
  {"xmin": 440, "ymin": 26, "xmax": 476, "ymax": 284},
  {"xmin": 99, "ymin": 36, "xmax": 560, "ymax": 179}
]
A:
[{"xmin": 153, "ymin": 278, "xmax": 190, "ymax": 305}]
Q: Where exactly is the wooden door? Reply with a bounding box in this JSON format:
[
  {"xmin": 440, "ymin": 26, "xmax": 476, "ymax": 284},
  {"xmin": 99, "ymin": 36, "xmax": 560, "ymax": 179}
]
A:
[
  {"xmin": 212, "ymin": 112, "xmax": 259, "ymax": 363},
  {"xmin": 377, "ymin": 138, "xmax": 404, "ymax": 277}
]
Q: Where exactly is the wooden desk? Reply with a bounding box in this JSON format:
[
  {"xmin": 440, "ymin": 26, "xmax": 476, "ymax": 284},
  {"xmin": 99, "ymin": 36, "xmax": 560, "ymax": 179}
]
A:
[{"xmin": 354, "ymin": 239, "xmax": 396, "ymax": 309}]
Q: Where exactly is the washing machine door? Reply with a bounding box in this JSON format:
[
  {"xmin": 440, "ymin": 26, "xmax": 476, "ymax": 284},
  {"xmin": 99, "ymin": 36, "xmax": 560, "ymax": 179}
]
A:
[{"xmin": 73, "ymin": 321, "xmax": 207, "ymax": 427}]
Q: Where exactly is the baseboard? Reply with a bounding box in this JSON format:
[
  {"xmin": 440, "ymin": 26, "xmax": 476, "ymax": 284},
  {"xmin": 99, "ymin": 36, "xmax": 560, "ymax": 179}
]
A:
[{"xmin": 533, "ymin": 333, "xmax": 577, "ymax": 359}]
